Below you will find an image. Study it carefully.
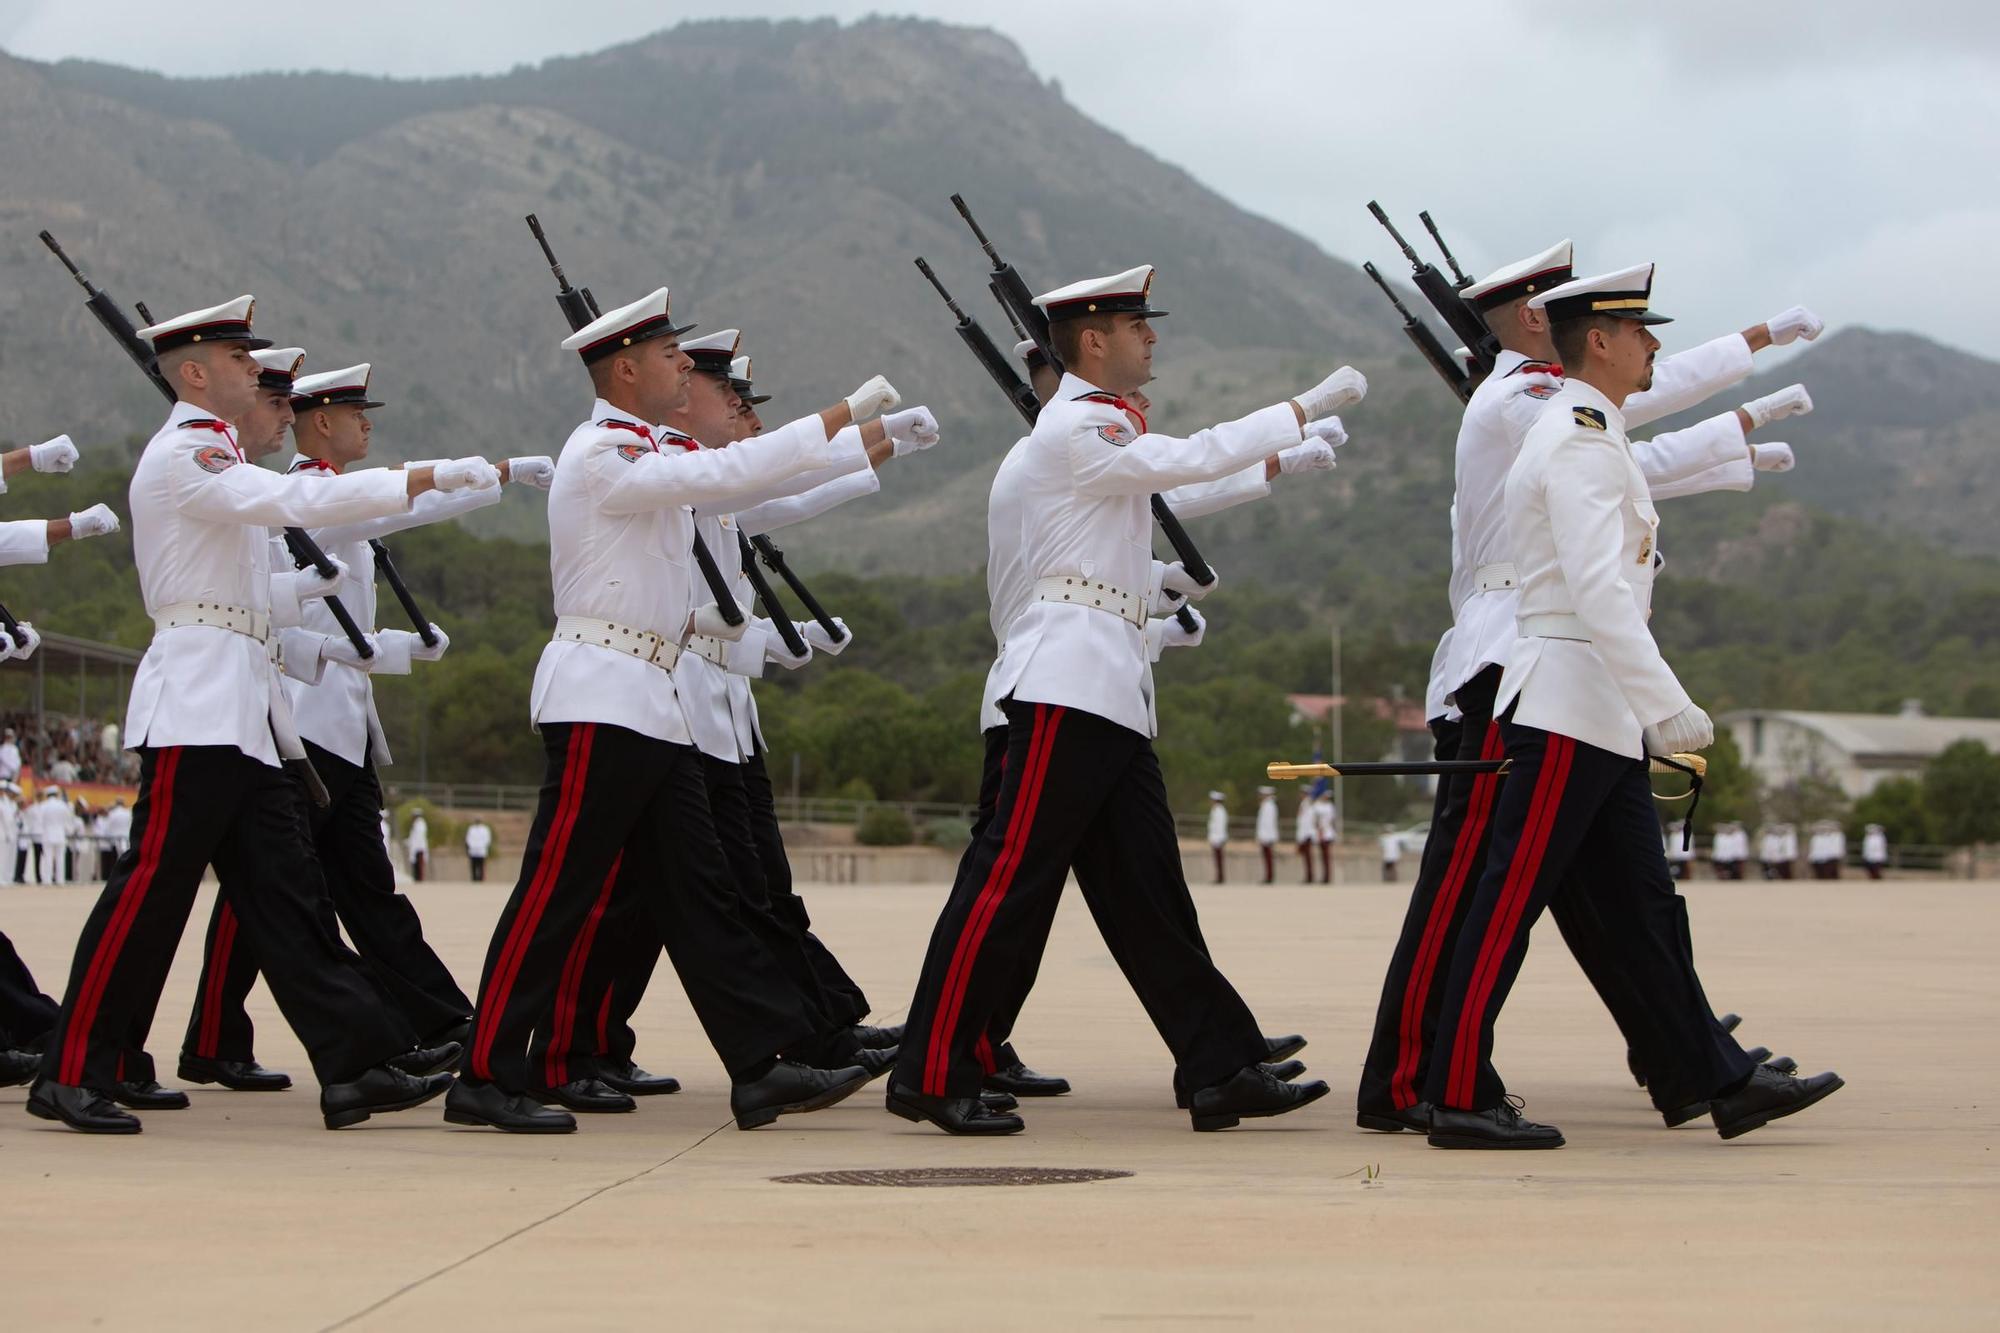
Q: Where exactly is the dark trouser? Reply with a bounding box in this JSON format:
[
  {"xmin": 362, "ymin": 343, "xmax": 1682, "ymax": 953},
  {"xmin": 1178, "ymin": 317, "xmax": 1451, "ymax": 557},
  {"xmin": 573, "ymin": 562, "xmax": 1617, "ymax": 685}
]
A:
[
  {"xmin": 1211, "ymin": 845, "xmax": 1225, "ymax": 884},
  {"xmin": 411, "ymin": 851, "xmax": 426, "ymax": 883},
  {"xmin": 1318, "ymin": 838, "xmax": 1332, "ymax": 881},
  {"xmin": 1298, "ymin": 839, "xmax": 1315, "ymax": 883},
  {"xmin": 1865, "ymin": 862, "xmax": 1884, "ymax": 881},
  {"xmin": 1382, "ymin": 860, "xmax": 1399, "ymax": 882},
  {"xmin": 181, "ymin": 741, "xmax": 466, "ymax": 1064},
  {"xmin": 0, "ymin": 929, "xmax": 58, "ymax": 1050},
  {"xmin": 464, "ymin": 722, "xmax": 818, "ymax": 1091},
  {"xmin": 39, "ymin": 746, "xmax": 409, "ymax": 1091},
  {"xmin": 1812, "ymin": 860, "xmax": 1839, "ymax": 880},
  {"xmin": 1259, "ymin": 845, "xmax": 1274, "ymax": 883},
  {"xmin": 1421, "ymin": 718, "xmax": 1752, "ymax": 1113},
  {"xmin": 743, "ymin": 748, "xmax": 868, "ymax": 1024},
  {"xmin": 469, "ymin": 856, "xmax": 486, "ymax": 883},
  {"xmin": 894, "ymin": 701, "xmax": 1264, "ymax": 1100}
]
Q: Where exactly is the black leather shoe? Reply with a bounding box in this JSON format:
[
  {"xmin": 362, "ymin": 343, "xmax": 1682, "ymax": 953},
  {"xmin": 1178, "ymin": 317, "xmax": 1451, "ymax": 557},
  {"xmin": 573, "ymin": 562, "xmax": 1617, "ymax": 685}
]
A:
[
  {"xmin": 1, "ymin": 1048, "xmax": 39, "ymax": 1087},
  {"xmin": 178, "ymin": 1053, "xmax": 293, "ymax": 1091},
  {"xmin": 1765, "ymin": 1054, "xmax": 1798, "ymax": 1075},
  {"xmin": 28, "ymin": 1079, "xmax": 143, "ymax": 1133},
  {"xmin": 1710, "ymin": 1064, "xmax": 1844, "ymax": 1140},
  {"xmin": 534, "ymin": 1078, "xmax": 635, "ymax": 1113},
  {"xmin": 852, "ymin": 1023, "xmax": 904, "ymax": 1050},
  {"xmin": 1718, "ymin": 1012, "xmax": 1743, "ymax": 1033},
  {"xmin": 1427, "ymin": 1098, "xmax": 1565, "ymax": 1149},
  {"xmin": 732, "ymin": 1061, "xmax": 869, "ymax": 1130},
  {"xmin": 1189, "ymin": 1065, "xmax": 1330, "ymax": 1132},
  {"xmin": 983, "ymin": 1059, "xmax": 1070, "ymax": 1097},
  {"xmin": 598, "ymin": 1061, "xmax": 681, "ymax": 1097},
  {"xmin": 1175, "ymin": 1059, "xmax": 1308, "ymax": 1108},
  {"xmin": 1357, "ymin": 1101, "xmax": 1431, "ymax": 1133},
  {"xmin": 1264, "ymin": 1033, "xmax": 1308, "ymax": 1063},
  {"xmin": 852, "ymin": 1045, "xmax": 900, "ymax": 1081},
  {"xmin": 387, "ymin": 1042, "xmax": 462, "ymax": 1078},
  {"xmin": 443, "ymin": 1078, "xmax": 576, "ymax": 1133},
  {"xmin": 321, "ymin": 1065, "xmax": 452, "ymax": 1129},
  {"xmin": 1743, "ymin": 1045, "xmax": 1772, "ymax": 1065},
  {"xmin": 886, "ymin": 1084, "xmax": 1025, "ymax": 1135},
  {"xmin": 980, "ymin": 1088, "xmax": 1019, "ymax": 1113},
  {"xmin": 112, "ymin": 1078, "xmax": 190, "ymax": 1110},
  {"xmin": 1662, "ymin": 1100, "xmax": 1709, "ymax": 1128},
  {"xmin": 423, "ymin": 1019, "xmax": 473, "ymax": 1051}
]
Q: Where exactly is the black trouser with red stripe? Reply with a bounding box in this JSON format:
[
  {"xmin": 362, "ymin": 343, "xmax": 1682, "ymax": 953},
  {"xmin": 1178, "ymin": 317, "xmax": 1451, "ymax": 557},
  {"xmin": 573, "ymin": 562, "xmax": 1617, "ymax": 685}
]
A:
[
  {"xmin": 894, "ymin": 700, "xmax": 1265, "ymax": 1101},
  {"xmin": 1422, "ymin": 717, "xmax": 1754, "ymax": 1114},
  {"xmin": 178, "ymin": 741, "xmax": 468, "ymax": 1065},
  {"xmin": 464, "ymin": 722, "xmax": 820, "ymax": 1091},
  {"xmin": 0, "ymin": 929, "xmax": 58, "ymax": 1050},
  {"xmin": 744, "ymin": 748, "xmax": 869, "ymax": 1025},
  {"xmin": 38, "ymin": 745, "xmax": 410, "ymax": 1091}
]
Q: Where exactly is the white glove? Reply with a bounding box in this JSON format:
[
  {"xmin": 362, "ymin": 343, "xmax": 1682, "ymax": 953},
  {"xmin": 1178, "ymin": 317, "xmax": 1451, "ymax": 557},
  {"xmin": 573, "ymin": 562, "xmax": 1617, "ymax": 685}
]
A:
[
  {"xmin": 390, "ymin": 624, "xmax": 451, "ymax": 662},
  {"xmin": 295, "ymin": 555, "xmax": 350, "ymax": 603},
  {"xmin": 802, "ymin": 618, "xmax": 851, "ymax": 655},
  {"xmin": 884, "ymin": 407, "xmax": 941, "ymax": 457},
  {"xmin": 690, "ymin": 602, "xmax": 748, "ymax": 643},
  {"xmin": 765, "ymin": 626, "xmax": 813, "ymax": 670},
  {"xmin": 1292, "ymin": 366, "xmax": 1367, "ymax": 421},
  {"xmin": 844, "ymin": 375, "xmax": 901, "ymax": 423},
  {"xmin": 0, "ymin": 633, "xmax": 14, "ymax": 665},
  {"xmin": 1765, "ymin": 306, "xmax": 1824, "ymax": 346},
  {"xmin": 1159, "ymin": 561, "xmax": 1219, "ymax": 603},
  {"xmin": 1644, "ymin": 702, "xmax": 1714, "ymax": 755},
  {"xmin": 8, "ymin": 623, "xmax": 38, "ymax": 661},
  {"xmin": 1144, "ymin": 608, "xmax": 1206, "ymax": 662},
  {"xmin": 1278, "ymin": 441, "xmax": 1337, "ymax": 475},
  {"xmin": 1303, "ymin": 415, "xmax": 1348, "ymax": 449},
  {"xmin": 67, "ymin": 503, "xmax": 120, "ymax": 540},
  {"xmin": 1752, "ymin": 442, "xmax": 1795, "ymax": 473},
  {"xmin": 32, "ymin": 435, "xmax": 79, "ymax": 474},
  {"xmin": 1741, "ymin": 383, "xmax": 1812, "ymax": 430},
  {"xmin": 433, "ymin": 457, "xmax": 502, "ymax": 492},
  {"xmin": 506, "ymin": 456, "xmax": 555, "ymax": 490},
  {"xmin": 322, "ymin": 633, "xmax": 382, "ymax": 672}
]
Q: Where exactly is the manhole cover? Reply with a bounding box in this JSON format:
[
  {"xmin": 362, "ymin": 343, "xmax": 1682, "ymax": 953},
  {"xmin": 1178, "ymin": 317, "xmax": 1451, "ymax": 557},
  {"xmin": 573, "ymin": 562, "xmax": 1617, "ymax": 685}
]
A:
[{"xmin": 772, "ymin": 1166, "xmax": 1133, "ymax": 1188}]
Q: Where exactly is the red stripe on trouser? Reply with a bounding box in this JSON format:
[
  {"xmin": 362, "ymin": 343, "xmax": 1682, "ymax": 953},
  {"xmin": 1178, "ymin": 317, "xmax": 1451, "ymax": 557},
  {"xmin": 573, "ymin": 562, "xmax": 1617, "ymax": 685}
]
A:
[
  {"xmin": 974, "ymin": 1033, "xmax": 995, "ymax": 1076},
  {"xmin": 545, "ymin": 852, "xmax": 623, "ymax": 1088},
  {"xmin": 1388, "ymin": 721, "xmax": 1503, "ymax": 1108},
  {"xmin": 61, "ymin": 747, "xmax": 182, "ymax": 1085},
  {"xmin": 195, "ymin": 902, "xmax": 240, "ymax": 1059},
  {"xmin": 1446, "ymin": 734, "xmax": 1573, "ymax": 1107},
  {"xmin": 471, "ymin": 723, "xmax": 595, "ymax": 1080},
  {"xmin": 925, "ymin": 705, "xmax": 1064, "ymax": 1096},
  {"xmin": 595, "ymin": 987, "xmax": 614, "ymax": 1055}
]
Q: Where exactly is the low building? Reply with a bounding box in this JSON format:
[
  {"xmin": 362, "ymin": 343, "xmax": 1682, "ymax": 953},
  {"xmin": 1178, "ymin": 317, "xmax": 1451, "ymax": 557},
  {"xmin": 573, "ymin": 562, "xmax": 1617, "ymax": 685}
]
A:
[{"xmin": 1720, "ymin": 702, "xmax": 2000, "ymax": 798}]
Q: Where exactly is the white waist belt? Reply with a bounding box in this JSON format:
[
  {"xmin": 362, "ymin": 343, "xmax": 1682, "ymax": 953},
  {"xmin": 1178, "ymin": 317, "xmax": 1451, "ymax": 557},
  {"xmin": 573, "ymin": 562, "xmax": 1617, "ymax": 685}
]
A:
[
  {"xmin": 554, "ymin": 615, "xmax": 681, "ymax": 671},
  {"xmin": 686, "ymin": 633, "xmax": 731, "ymax": 667},
  {"xmin": 1475, "ymin": 562, "xmax": 1518, "ymax": 592},
  {"xmin": 1518, "ymin": 612, "xmax": 1590, "ymax": 642},
  {"xmin": 153, "ymin": 601, "xmax": 270, "ymax": 643},
  {"xmin": 1033, "ymin": 575, "xmax": 1145, "ymax": 628}
]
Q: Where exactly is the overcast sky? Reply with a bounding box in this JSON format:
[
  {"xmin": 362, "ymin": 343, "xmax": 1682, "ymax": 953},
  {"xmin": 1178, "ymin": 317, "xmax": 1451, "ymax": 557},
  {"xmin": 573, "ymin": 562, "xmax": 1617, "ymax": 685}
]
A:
[{"xmin": 5, "ymin": 1, "xmax": 1991, "ymax": 358}]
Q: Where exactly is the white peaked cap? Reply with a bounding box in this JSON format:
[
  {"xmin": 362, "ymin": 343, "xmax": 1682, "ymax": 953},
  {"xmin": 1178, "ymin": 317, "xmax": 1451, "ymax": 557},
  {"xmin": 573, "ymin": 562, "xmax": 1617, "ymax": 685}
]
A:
[
  {"xmin": 1463, "ymin": 239, "xmax": 1574, "ymax": 310},
  {"xmin": 1208, "ymin": 790, "xmax": 1225, "ymax": 801},
  {"xmin": 681, "ymin": 328, "xmax": 742, "ymax": 371},
  {"xmin": 138, "ymin": 294, "xmax": 271, "ymax": 352},
  {"xmin": 1032, "ymin": 264, "xmax": 1168, "ymax": 321},
  {"xmin": 729, "ymin": 355, "xmax": 752, "ymax": 381},
  {"xmin": 559, "ymin": 287, "xmax": 695, "ymax": 362},
  {"xmin": 291, "ymin": 363, "xmax": 382, "ymax": 409},
  {"xmin": 252, "ymin": 347, "xmax": 306, "ymax": 375},
  {"xmin": 1528, "ymin": 262, "xmax": 1672, "ymax": 324}
]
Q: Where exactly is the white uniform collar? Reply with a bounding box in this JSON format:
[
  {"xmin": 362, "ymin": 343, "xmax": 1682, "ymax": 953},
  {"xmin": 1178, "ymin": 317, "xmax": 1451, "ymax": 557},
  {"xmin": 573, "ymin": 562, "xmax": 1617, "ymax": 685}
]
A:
[
  {"xmin": 1056, "ymin": 371, "xmax": 1117, "ymax": 402},
  {"xmin": 591, "ymin": 397, "xmax": 653, "ymax": 430},
  {"xmin": 1562, "ymin": 377, "xmax": 1627, "ymax": 436}
]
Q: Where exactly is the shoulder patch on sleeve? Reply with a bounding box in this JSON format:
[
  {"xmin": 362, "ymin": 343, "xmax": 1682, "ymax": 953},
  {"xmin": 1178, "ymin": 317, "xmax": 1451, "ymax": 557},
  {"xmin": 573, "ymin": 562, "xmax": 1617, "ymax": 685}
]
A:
[
  {"xmin": 1572, "ymin": 406, "xmax": 1607, "ymax": 431},
  {"xmin": 1524, "ymin": 383, "xmax": 1557, "ymax": 400},
  {"xmin": 193, "ymin": 445, "xmax": 237, "ymax": 474},
  {"xmin": 615, "ymin": 442, "xmax": 649, "ymax": 464},
  {"xmin": 1096, "ymin": 422, "xmax": 1133, "ymax": 446}
]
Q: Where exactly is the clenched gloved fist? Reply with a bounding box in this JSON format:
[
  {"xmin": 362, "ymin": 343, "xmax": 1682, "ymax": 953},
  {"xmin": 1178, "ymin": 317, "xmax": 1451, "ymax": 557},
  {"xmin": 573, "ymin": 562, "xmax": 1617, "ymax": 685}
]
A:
[
  {"xmin": 690, "ymin": 602, "xmax": 748, "ymax": 643},
  {"xmin": 506, "ymin": 456, "xmax": 556, "ymax": 490},
  {"xmin": 1293, "ymin": 366, "xmax": 1367, "ymax": 421},
  {"xmin": 1144, "ymin": 607, "xmax": 1207, "ymax": 662},
  {"xmin": 1644, "ymin": 702, "xmax": 1714, "ymax": 755},
  {"xmin": 434, "ymin": 457, "xmax": 501, "ymax": 492},
  {"xmin": 1765, "ymin": 306, "xmax": 1824, "ymax": 347},
  {"xmin": 32, "ymin": 435, "xmax": 79, "ymax": 474},
  {"xmin": 1160, "ymin": 561, "xmax": 1219, "ymax": 603},
  {"xmin": 399, "ymin": 625, "xmax": 450, "ymax": 662},
  {"xmin": 1304, "ymin": 415, "xmax": 1349, "ymax": 449},
  {"xmin": 7, "ymin": 622, "xmax": 40, "ymax": 662},
  {"xmin": 67, "ymin": 503, "xmax": 120, "ymax": 541},
  {"xmin": 845, "ymin": 376, "xmax": 901, "ymax": 423},
  {"xmin": 803, "ymin": 618, "xmax": 851, "ymax": 655},
  {"xmin": 1753, "ymin": 443, "xmax": 1795, "ymax": 473},
  {"xmin": 1279, "ymin": 441, "xmax": 1337, "ymax": 475},
  {"xmin": 884, "ymin": 407, "xmax": 941, "ymax": 458},
  {"xmin": 296, "ymin": 555, "xmax": 350, "ymax": 602},
  {"xmin": 1741, "ymin": 383, "xmax": 1812, "ymax": 430},
  {"xmin": 766, "ymin": 627, "xmax": 813, "ymax": 671},
  {"xmin": 322, "ymin": 633, "xmax": 382, "ymax": 671}
]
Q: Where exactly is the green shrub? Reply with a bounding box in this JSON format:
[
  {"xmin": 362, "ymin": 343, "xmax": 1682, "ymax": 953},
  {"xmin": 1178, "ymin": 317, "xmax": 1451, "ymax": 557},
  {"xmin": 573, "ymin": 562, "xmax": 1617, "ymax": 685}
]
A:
[{"xmin": 856, "ymin": 805, "xmax": 915, "ymax": 847}]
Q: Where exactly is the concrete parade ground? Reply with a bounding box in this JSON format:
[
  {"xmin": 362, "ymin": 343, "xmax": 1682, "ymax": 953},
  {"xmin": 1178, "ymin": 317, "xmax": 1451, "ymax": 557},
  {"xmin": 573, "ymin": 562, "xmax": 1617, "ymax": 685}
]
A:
[{"xmin": 1, "ymin": 876, "xmax": 1994, "ymax": 1330}]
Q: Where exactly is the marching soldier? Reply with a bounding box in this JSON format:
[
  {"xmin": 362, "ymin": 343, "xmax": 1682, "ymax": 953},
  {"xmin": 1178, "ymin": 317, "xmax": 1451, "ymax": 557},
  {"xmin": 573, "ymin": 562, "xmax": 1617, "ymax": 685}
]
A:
[
  {"xmin": 444, "ymin": 287, "xmax": 892, "ymax": 1133},
  {"xmin": 888, "ymin": 263, "xmax": 1362, "ymax": 1135},
  {"xmin": 1862, "ymin": 824, "xmax": 1889, "ymax": 879},
  {"xmin": 1356, "ymin": 237, "xmax": 1819, "ymax": 1134},
  {"xmin": 1294, "ymin": 788, "xmax": 1316, "ymax": 883},
  {"xmin": 1206, "ymin": 791, "xmax": 1229, "ymax": 884},
  {"xmin": 27, "ymin": 295, "xmax": 489, "ymax": 1133},
  {"xmin": 1416, "ymin": 264, "xmax": 1842, "ymax": 1148},
  {"xmin": 1254, "ymin": 786, "xmax": 1279, "ymax": 884}
]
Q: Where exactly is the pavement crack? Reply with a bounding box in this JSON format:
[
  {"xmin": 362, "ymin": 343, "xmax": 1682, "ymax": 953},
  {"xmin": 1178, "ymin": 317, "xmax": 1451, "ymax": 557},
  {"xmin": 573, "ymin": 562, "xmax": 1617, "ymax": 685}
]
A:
[{"xmin": 319, "ymin": 1119, "xmax": 732, "ymax": 1332}]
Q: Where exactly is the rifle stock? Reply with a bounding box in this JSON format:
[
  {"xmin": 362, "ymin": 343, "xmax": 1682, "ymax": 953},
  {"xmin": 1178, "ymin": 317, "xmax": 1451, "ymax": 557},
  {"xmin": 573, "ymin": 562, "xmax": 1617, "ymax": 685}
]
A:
[
  {"xmin": 1367, "ymin": 201, "xmax": 1498, "ymax": 372},
  {"xmin": 1363, "ymin": 262, "xmax": 1472, "ymax": 403},
  {"xmin": 737, "ymin": 531, "xmax": 810, "ymax": 658},
  {"xmin": 915, "ymin": 258, "xmax": 1039, "ymax": 428}
]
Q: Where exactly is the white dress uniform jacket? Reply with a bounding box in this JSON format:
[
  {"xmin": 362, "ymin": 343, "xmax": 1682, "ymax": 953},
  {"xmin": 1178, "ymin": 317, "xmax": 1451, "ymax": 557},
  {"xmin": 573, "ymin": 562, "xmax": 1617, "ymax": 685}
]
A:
[
  {"xmin": 1863, "ymin": 829, "xmax": 1888, "ymax": 864},
  {"xmin": 1206, "ymin": 804, "xmax": 1229, "ymax": 847},
  {"xmin": 529, "ymin": 399, "xmax": 838, "ymax": 743},
  {"xmin": 1255, "ymin": 796, "xmax": 1280, "ymax": 846},
  {"xmin": 1491, "ymin": 381, "xmax": 1695, "ymax": 759},
  {"xmin": 124, "ymin": 403, "xmax": 415, "ymax": 767},
  {"xmin": 0, "ymin": 520, "xmax": 50, "ymax": 567},
  {"xmin": 1433, "ymin": 335, "xmax": 1756, "ymax": 714},
  {"xmin": 1295, "ymin": 796, "xmax": 1314, "ymax": 844},
  {"xmin": 989, "ymin": 376, "xmax": 1300, "ymax": 737},
  {"xmin": 278, "ymin": 454, "xmax": 505, "ymax": 767}
]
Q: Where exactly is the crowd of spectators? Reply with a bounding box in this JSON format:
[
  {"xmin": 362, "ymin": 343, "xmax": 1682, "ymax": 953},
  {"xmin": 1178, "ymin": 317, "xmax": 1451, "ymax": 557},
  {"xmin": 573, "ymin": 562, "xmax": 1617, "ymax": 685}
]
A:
[{"xmin": 0, "ymin": 709, "xmax": 140, "ymax": 787}]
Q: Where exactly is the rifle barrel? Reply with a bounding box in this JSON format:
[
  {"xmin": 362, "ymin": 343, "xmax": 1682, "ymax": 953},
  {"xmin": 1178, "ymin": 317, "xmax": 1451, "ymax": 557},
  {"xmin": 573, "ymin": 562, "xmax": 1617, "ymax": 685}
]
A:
[
  {"xmin": 370, "ymin": 539, "xmax": 438, "ymax": 647},
  {"xmin": 1419, "ymin": 210, "xmax": 1471, "ymax": 287},
  {"xmin": 1366, "ymin": 200, "xmax": 1423, "ymax": 265},
  {"xmin": 738, "ymin": 531, "xmax": 810, "ymax": 658}
]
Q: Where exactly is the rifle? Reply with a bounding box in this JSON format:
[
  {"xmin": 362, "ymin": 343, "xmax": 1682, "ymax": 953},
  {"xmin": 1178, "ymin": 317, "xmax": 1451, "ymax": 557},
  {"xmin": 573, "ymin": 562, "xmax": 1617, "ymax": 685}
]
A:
[
  {"xmin": 46, "ymin": 234, "xmax": 375, "ymax": 662},
  {"xmin": 940, "ymin": 196, "xmax": 1215, "ymax": 621},
  {"xmin": 525, "ymin": 213, "xmax": 743, "ymax": 627},
  {"xmin": 1366, "ymin": 201, "xmax": 1498, "ymax": 373},
  {"xmin": 0, "ymin": 601, "xmax": 27, "ymax": 650},
  {"xmin": 1363, "ymin": 262, "xmax": 1472, "ymax": 403},
  {"xmin": 1419, "ymin": 211, "xmax": 1473, "ymax": 288},
  {"xmin": 736, "ymin": 531, "xmax": 810, "ymax": 659},
  {"xmin": 914, "ymin": 258, "xmax": 1037, "ymax": 428},
  {"xmin": 748, "ymin": 532, "xmax": 844, "ymax": 645}
]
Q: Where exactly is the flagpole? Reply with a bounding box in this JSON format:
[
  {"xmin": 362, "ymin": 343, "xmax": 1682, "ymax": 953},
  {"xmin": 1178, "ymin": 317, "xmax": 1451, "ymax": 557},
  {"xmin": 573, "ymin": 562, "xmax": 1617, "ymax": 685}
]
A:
[{"xmin": 1330, "ymin": 618, "xmax": 1343, "ymax": 885}]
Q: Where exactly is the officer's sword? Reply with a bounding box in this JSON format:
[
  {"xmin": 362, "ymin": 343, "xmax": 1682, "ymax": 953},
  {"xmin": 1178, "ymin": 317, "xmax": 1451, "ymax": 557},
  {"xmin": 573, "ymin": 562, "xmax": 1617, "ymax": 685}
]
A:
[{"xmin": 1267, "ymin": 755, "xmax": 1708, "ymax": 781}]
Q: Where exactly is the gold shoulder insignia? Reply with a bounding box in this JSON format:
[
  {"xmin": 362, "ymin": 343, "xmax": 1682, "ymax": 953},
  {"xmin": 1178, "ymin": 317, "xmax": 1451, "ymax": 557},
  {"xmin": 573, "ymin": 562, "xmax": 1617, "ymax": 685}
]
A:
[{"xmin": 1572, "ymin": 406, "xmax": 1607, "ymax": 431}]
